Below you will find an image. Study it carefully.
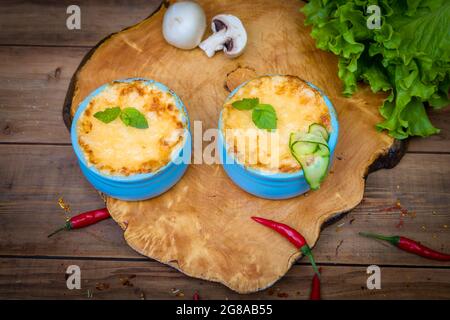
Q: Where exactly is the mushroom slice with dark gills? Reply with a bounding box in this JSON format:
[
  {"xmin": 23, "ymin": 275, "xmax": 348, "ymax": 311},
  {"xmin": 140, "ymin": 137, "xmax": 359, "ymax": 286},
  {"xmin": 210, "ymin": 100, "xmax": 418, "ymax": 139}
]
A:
[{"xmin": 199, "ymin": 14, "xmax": 247, "ymax": 58}]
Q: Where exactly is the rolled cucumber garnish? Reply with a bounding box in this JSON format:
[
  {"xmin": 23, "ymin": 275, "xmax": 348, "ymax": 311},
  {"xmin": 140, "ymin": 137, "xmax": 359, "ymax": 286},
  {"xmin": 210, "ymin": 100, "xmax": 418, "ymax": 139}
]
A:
[
  {"xmin": 290, "ymin": 132, "xmax": 328, "ymax": 147},
  {"xmin": 291, "ymin": 141, "xmax": 318, "ymax": 155},
  {"xmin": 309, "ymin": 123, "xmax": 329, "ymax": 141},
  {"xmin": 296, "ymin": 154, "xmax": 330, "ymax": 190},
  {"xmin": 290, "ymin": 123, "xmax": 330, "ymax": 190},
  {"xmin": 315, "ymin": 144, "xmax": 330, "ymax": 157}
]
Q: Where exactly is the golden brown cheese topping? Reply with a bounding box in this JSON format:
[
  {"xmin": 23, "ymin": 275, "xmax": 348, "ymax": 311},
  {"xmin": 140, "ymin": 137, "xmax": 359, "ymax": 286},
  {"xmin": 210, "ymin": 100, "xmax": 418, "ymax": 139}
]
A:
[
  {"xmin": 222, "ymin": 75, "xmax": 331, "ymax": 173},
  {"xmin": 77, "ymin": 80, "xmax": 186, "ymax": 176}
]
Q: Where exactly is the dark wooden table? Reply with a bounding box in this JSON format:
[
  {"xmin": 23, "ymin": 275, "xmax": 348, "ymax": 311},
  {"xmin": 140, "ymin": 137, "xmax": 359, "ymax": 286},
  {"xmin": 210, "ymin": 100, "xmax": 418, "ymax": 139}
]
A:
[{"xmin": 0, "ymin": 0, "xmax": 449, "ymax": 299}]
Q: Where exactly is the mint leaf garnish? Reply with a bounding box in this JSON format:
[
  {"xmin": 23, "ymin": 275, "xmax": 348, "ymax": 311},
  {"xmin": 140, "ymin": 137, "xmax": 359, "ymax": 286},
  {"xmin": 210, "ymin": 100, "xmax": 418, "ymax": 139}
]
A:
[
  {"xmin": 93, "ymin": 106, "xmax": 121, "ymax": 124},
  {"xmin": 119, "ymin": 107, "xmax": 149, "ymax": 129},
  {"xmin": 232, "ymin": 98, "xmax": 259, "ymax": 110},
  {"xmin": 231, "ymin": 98, "xmax": 277, "ymax": 130},
  {"xmin": 252, "ymin": 104, "xmax": 277, "ymax": 130}
]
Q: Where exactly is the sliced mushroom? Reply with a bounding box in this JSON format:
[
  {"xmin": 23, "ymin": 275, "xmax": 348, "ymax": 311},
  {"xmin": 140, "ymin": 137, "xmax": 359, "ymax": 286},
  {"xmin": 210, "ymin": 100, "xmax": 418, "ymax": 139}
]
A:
[{"xmin": 199, "ymin": 14, "xmax": 247, "ymax": 58}]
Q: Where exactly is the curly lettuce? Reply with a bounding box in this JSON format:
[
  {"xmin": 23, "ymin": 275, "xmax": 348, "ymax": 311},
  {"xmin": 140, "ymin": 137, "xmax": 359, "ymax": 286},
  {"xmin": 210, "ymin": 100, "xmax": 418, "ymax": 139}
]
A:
[{"xmin": 302, "ymin": 0, "xmax": 450, "ymax": 139}]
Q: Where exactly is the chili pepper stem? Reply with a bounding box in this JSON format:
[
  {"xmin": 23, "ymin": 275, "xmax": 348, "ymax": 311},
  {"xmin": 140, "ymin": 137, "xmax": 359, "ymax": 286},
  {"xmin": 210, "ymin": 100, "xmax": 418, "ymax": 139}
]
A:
[
  {"xmin": 359, "ymin": 232, "xmax": 399, "ymax": 246},
  {"xmin": 301, "ymin": 245, "xmax": 321, "ymax": 279},
  {"xmin": 47, "ymin": 221, "xmax": 71, "ymax": 238},
  {"xmin": 307, "ymin": 253, "xmax": 321, "ymax": 279}
]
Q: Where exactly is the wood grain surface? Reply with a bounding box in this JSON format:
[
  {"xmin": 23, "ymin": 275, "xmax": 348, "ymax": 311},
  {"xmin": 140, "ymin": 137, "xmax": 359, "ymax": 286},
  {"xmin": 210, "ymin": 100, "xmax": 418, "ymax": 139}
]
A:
[
  {"xmin": 1, "ymin": 258, "xmax": 449, "ymax": 299},
  {"xmin": 61, "ymin": 0, "xmax": 431, "ymax": 293},
  {"xmin": 1, "ymin": 145, "xmax": 449, "ymax": 267},
  {"xmin": 0, "ymin": 0, "xmax": 449, "ymax": 299},
  {"xmin": 0, "ymin": 0, "xmax": 161, "ymax": 47}
]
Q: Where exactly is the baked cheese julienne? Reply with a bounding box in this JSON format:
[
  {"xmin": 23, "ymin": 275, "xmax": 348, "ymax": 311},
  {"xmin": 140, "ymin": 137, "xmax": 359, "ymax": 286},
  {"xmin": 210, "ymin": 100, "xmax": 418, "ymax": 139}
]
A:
[
  {"xmin": 77, "ymin": 80, "xmax": 186, "ymax": 176},
  {"xmin": 222, "ymin": 75, "xmax": 331, "ymax": 173}
]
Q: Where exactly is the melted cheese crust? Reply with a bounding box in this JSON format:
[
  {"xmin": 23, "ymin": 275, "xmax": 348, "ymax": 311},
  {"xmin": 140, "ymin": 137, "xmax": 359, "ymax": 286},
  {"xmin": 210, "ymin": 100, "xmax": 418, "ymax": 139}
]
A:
[
  {"xmin": 77, "ymin": 80, "xmax": 186, "ymax": 176},
  {"xmin": 222, "ymin": 75, "xmax": 331, "ymax": 173}
]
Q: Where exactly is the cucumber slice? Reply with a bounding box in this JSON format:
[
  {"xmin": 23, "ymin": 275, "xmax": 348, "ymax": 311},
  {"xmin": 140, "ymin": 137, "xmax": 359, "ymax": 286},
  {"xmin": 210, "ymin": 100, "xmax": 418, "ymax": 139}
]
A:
[
  {"xmin": 290, "ymin": 132, "xmax": 328, "ymax": 148},
  {"xmin": 291, "ymin": 141, "xmax": 318, "ymax": 155},
  {"xmin": 298, "ymin": 154, "xmax": 330, "ymax": 190},
  {"xmin": 289, "ymin": 132, "xmax": 298, "ymax": 148},
  {"xmin": 289, "ymin": 124, "xmax": 331, "ymax": 190},
  {"xmin": 309, "ymin": 123, "xmax": 329, "ymax": 141},
  {"xmin": 315, "ymin": 144, "xmax": 330, "ymax": 157}
]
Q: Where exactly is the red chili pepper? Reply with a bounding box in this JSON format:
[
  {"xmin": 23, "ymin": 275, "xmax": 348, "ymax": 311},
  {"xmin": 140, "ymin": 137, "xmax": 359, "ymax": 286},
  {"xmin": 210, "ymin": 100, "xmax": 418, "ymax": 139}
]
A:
[
  {"xmin": 309, "ymin": 268, "xmax": 321, "ymax": 300},
  {"xmin": 193, "ymin": 292, "xmax": 200, "ymax": 300},
  {"xmin": 359, "ymin": 232, "xmax": 450, "ymax": 261},
  {"xmin": 48, "ymin": 208, "xmax": 110, "ymax": 238},
  {"xmin": 251, "ymin": 216, "xmax": 320, "ymax": 277}
]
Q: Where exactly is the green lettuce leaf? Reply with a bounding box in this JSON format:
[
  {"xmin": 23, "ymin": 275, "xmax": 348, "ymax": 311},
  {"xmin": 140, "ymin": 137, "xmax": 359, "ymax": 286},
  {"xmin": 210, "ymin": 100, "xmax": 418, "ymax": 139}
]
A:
[{"xmin": 302, "ymin": 0, "xmax": 450, "ymax": 139}]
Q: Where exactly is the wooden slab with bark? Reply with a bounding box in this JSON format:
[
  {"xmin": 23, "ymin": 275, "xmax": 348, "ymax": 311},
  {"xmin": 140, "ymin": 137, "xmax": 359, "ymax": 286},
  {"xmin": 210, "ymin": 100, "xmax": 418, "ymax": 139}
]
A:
[{"xmin": 63, "ymin": 0, "xmax": 406, "ymax": 293}]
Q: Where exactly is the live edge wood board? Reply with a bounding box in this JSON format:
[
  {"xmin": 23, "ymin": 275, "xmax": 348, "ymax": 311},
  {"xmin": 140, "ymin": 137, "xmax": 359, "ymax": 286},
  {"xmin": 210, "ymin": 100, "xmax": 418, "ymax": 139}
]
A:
[{"xmin": 63, "ymin": 0, "xmax": 406, "ymax": 293}]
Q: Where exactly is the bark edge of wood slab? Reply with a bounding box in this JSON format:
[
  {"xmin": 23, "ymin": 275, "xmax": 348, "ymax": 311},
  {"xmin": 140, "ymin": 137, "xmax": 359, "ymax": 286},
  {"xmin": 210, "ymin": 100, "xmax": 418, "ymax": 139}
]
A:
[{"xmin": 62, "ymin": 0, "xmax": 406, "ymax": 293}]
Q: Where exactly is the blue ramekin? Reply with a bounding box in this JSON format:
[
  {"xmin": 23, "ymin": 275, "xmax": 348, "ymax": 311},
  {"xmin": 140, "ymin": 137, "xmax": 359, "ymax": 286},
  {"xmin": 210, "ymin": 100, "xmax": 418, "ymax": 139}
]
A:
[
  {"xmin": 71, "ymin": 78, "xmax": 191, "ymax": 201},
  {"xmin": 218, "ymin": 77, "xmax": 339, "ymax": 200}
]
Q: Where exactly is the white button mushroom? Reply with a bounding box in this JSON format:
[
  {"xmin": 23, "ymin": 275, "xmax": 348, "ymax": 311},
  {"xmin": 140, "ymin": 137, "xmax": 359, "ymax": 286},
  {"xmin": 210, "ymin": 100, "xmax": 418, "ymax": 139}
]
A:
[
  {"xmin": 162, "ymin": 1, "xmax": 206, "ymax": 50},
  {"xmin": 199, "ymin": 14, "xmax": 247, "ymax": 58}
]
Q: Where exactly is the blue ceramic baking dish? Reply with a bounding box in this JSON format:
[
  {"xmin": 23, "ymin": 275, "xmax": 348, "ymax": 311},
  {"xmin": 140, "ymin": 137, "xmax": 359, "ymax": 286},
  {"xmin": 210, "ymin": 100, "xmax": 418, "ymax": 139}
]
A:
[
  {"xmin": 71, "ymin": 78, "xmax": 191, "ymax": 201},
  {"xmin": 218, "ymin": 78, "xmax": 339, "ymax": 200}
]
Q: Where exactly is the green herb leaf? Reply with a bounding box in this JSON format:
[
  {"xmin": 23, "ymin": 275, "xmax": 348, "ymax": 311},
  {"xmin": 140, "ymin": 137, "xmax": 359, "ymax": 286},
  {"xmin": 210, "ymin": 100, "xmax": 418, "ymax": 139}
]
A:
[
  {"xmin": 119, "ymin": 107, "xmax": 149, "ymax": 129},
  {"xmin": 93, "ymin": 106, "xmax": 121, "ymax": 124},
  {"xmin": 252, "ymin": 104, "xmax": 277, "ymax": 130},
  {"xmin": 232, "ymin": 98, "xmax": 259, "ymax": 110}
]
